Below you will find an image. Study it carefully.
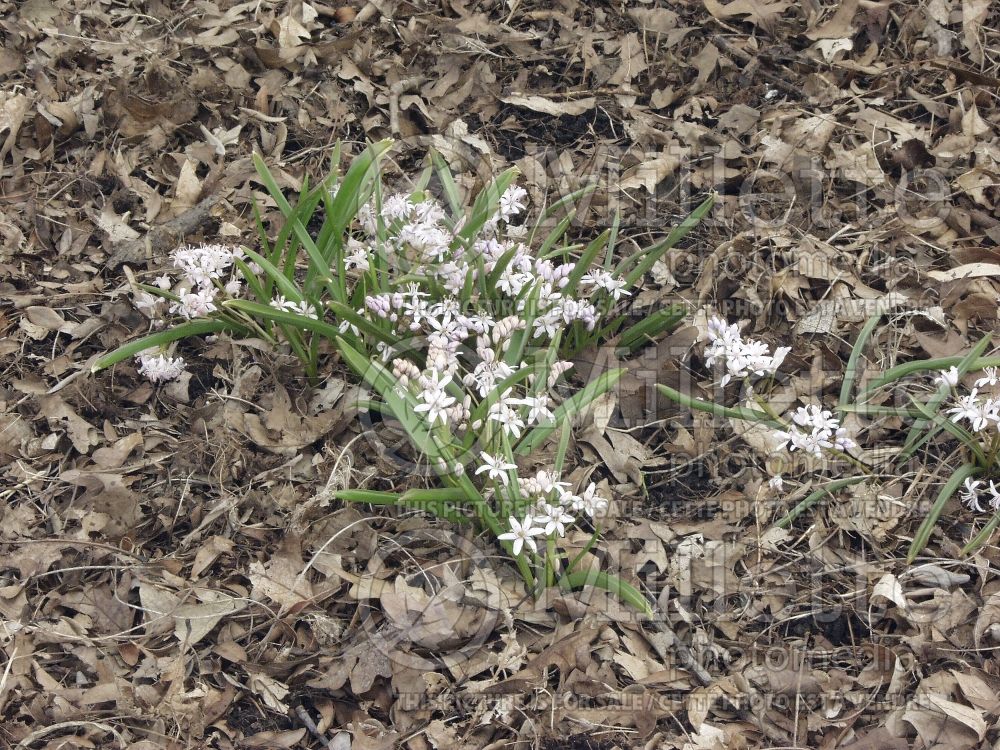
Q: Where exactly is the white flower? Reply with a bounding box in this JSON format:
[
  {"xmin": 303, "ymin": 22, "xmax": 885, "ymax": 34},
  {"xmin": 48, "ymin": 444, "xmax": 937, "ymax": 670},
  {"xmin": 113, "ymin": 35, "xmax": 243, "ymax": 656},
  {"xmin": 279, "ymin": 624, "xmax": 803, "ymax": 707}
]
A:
[
  {"xmin": 581, "ymin": 270, "xmax": 630, "ymax": 300},
  {"xmin": 171, "ymin": 244, "xmax": 239, "ymax": 288},
  {"xmin": 579, "ymin": 483, "xmax": 609, "ymax": 518},
  {"xmin": 774, "ymin": 427, "xmax": 829, "ymax": 458},
  {"xmin": 475, "ymin": 452, "xmax": 517, "ymax": 486},
  {"xmin": 536, "ymin": 503, "xmax": 574, "ymax": 537},
  {"xmin": 960, "ymin": 478, "xmax": 985, "ymax": 512},
  {"xmin": 792, "ymin": 405, "xmax": 839, "ymax": 432},
  {"xmin": 531, "ymin": 309, "xmax": 563, "ymax": 339},
  {"xmin": 170, "ymin": 287, "xmax": 218, "ymax": 319},
  {"xmin": 704, "ymin": 315, "xmax": 788, "ymax": 386},
  {"xmin": 413, "ymin": 369, "xmax": 457, "ymax": 427},
  {"xmin": 519, "ymin": 469, "xmax": 568, "ymax": 500},
  {"xmin": 466, "ymin": 350, "xmax": 516, "ymax": 398},
  {"xmin": 153, "ymin": 275, "xmax": 172, "ymax": 290},
  {"xmin": 381, "ymin": 193, "xmax": 415, "ymax": 222},
  {"xmin": 935, "ymin": 366, "xmax": 960, "ymax": 388},
  {"xmin": 134, "ymin": 291, "xmax": 161, "ymax": 316},
  {"xmin": 946, "ymin": 390, "xmax": 995, "ymax": 433},
  {"xmin": 514, "ymin": 394, "xmax": 553, "ymax": 425},
  {"xmin": 345, "ymin": 245, "xmax": 370, "ymax": 272},
  {"xmin": 975, "ymin": 367, "xmax": 999, "ymax": 389},
  {"xmin": 487, "ymin": 392, "xmax": 526, "ymax": 439},
  {"xmin": 989, "ymin": 481, "xmax": 1000, "ymax": 511},
  {"xmin": 136, "ymin": 352, "xmax": 186, "ymax": 383},
  {"xmin": 768, "ymin": 474, "xmax": 784, "ymax": 491},
  {"xmin": 498, "ymin": 185, "xmax": 528, "ymax": 221},
  {"xmin": 271, "ymin": 295, "xmax": 319, "ymax": 320},
  {"xmin": 497, "ymin": 515, "xmax": 545, "ymax": 556},
  {"xmin": 497, "ymin": 266, "xmax": 533, "ymax": 297},
  {"xmin": 832, "ymin": 428, "xmax": 856, "ymax": 451}
]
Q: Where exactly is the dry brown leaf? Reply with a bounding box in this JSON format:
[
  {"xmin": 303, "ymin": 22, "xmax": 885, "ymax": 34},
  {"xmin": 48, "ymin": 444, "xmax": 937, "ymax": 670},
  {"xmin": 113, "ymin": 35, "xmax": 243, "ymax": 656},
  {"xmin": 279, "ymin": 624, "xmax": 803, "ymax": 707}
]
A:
[
  {"xmin": 974, "ymin": 592, "xmax": 1000, "ymax": 647},
  {"xmin": 249, "ymin": 534, "xmax": 314, "ymax": 611},
  {"xmin": 173, "ymin": 594, "xmax": 246, "ymax": 646},
  {"xmin": 928, "ymin": 262, "xmax": 1000, "ymax": 282},
  {"xmin": 702, "ymin": 0, "xmax": 791, "ymax": 27},
  {"xmin": 500, "ymin": 94, "xmax": 596, "ymax": 117},
  {"xmin": 620, "ymin": 151, "xmax": 681, "ymax": 192}
]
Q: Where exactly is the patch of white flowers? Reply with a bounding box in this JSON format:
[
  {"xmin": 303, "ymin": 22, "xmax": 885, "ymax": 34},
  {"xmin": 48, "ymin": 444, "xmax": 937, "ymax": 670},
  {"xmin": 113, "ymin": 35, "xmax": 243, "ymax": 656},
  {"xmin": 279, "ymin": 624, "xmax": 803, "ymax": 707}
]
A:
[
  {"xmin": 939, "ymin": 366, "xmax": 1000, "ymax": 515},
  {"xmin": 704, "ymin": 315, "xmax": 790, "ymax": 387},
  {"xmin": 944, "ymin": 369, "xmax": 1000, "ymax": 435},
  {"xmin": 775, "ymin": 405, "xmax": 856, "ymax": 458},
  {"xmin": 133, "ymin": 179, "xmax": 627, "ymax": 559},
  {"xmin": 166, "ymin": 243, "xmax": 244, "ymax": 320},
  {"xmin": 135, "ymin": 351, "xmax": 186, "ymax": 383},
  {"xmin": 355, "ymin": 184, "xmax": 621, "ymax": 558},
  {"xmin": 698, "ymin": 313, "xmax": 856, "ymax": 493}
]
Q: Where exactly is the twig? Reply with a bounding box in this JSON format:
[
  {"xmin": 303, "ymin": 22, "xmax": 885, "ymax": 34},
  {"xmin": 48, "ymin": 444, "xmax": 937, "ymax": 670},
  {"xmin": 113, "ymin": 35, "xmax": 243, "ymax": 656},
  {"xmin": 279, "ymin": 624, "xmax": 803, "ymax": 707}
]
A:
[
  {"xmin": 108, "ymin": 193, "xmax": 222, "ymax": 266},
  {"xmin": 293, "ymin": 705, "xmax": 334, "ymax": 749},
  {"xmin": 711, "ymin": 35, "xmax": 805, "ymax": 101},
  {"xmin": 644, "ymin": 617, "xmax": 713, "ymax": 686}
]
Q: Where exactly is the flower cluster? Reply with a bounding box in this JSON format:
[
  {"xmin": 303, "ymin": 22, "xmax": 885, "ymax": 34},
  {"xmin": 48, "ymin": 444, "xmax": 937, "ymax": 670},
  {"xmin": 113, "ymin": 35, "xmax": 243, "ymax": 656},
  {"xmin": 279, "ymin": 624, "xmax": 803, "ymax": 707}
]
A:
[
  {"xmin": 774, "ymin": 405, "xmax": 856, "ymax": 458},
  {"xmin": 135, "ymin": 351, "xmax": 186, "ymax": 383},
  {"xmin": 497, "ymin": 476, "xmax": 610, "ymax": 555},
  {"xmin": 131, "ymin": 245, "xmax": 243, "ymax": 324},
  {"xmin": 355, "ymin": 186, "xmax": 629, "ymax": 555},
  {"xmin": 945, "ymin": 368, "xmax": 1000, "ymax": 433},
  {"xmin": 353, "ymin": 184, "xmax": 624, "ymax": 556},
  {"xmin": 128, "ymin": 172, "xmax": 629, "ymax": 562},
  {"xmin": 357, "ymin": 187, "xmax": 618, "ymax": 435},
  {"xmin": 166, "ymin": 243, "xmax": 244, "ymax": 320},
  {"xmin": 704, "ymin": 315, "xmax": 790, "ymax": 387},
  {"xmin": 960, "ymin": 478, "xmax": 1000, "ymax": 513}
]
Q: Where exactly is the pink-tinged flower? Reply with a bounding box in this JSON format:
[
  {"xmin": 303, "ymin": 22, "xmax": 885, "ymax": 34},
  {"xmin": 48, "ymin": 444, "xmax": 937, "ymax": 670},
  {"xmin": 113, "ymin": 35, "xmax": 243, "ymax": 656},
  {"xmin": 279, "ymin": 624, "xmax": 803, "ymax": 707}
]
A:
[{"xmin": 136, "ymin": 352, "xmax": 186, "ymax": 383}]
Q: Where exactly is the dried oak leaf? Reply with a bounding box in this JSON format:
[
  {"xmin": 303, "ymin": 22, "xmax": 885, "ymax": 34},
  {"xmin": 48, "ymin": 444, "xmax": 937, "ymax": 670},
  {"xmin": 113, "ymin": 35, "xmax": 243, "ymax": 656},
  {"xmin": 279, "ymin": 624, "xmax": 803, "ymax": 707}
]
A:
[
  {"xmin": 249, "ymin": 534, "xmax": 314, "ymax": 612},
  {"xmin": 702, "ymin": 0, "xmax": 791, "ymax": 27}
]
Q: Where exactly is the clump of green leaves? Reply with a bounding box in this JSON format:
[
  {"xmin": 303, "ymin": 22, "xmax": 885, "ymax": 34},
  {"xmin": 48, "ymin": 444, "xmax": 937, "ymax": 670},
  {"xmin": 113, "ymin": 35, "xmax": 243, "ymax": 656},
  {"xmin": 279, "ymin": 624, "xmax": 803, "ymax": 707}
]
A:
[{"xmin": 94, "ymin": 141, "xmax": 713, "ymax": 612}]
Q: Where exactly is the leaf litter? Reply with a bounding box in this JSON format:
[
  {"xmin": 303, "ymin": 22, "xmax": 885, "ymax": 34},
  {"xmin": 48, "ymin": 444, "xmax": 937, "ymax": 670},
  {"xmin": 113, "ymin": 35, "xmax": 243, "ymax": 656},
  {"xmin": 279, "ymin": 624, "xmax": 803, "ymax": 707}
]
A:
[{"xmin": 2, "ymin": 0, "xmax": 1000, "ymax": 747}]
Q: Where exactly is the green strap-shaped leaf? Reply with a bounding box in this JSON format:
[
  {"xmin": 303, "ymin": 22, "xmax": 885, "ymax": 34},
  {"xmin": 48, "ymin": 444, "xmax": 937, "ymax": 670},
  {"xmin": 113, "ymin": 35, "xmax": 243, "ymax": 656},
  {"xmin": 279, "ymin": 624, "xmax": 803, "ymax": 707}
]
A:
[
  {"xmin": 775, "ymin": 476, "xmax": 868, "ymax": 528},
  {"xmin": 838, "ymin": 314, "xmax": 881, "ymax": 413},
  {"xmin": 656, "ymin": 384, "xmax": 780, "ymax": 426},
  {"xmin": 618, "ymin": 193, "xmax": 715, "ymax": 287},
  {"xmin": 907, "ymin": 463, "xmax": 980, "ymax": 563},
  {"xmin": 516, "ymin": 367, "xmax": 625, "ymax": 455},
  {"xmin": 560, "ymin": 569, "xmax": 653, "ymax": 616},
  {"xmin": 859, "ymin": 356, "xmax": 1000, "ymax": 398},
  {"xmin": 92, "ymin": 319, "xmax": 240, "ymax": 372}
]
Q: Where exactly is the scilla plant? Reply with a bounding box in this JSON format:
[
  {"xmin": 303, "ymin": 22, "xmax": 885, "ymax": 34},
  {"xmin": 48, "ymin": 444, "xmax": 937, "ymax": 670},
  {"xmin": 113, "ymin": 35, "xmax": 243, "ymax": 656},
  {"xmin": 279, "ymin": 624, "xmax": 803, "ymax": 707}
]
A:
[
  {"xmin": 659, "ymin": 314, "xmax": 1000, "ymax": 563},
  {"xmin": 94, "ymin": 140, "xmax": 713, "ymax": 612}
]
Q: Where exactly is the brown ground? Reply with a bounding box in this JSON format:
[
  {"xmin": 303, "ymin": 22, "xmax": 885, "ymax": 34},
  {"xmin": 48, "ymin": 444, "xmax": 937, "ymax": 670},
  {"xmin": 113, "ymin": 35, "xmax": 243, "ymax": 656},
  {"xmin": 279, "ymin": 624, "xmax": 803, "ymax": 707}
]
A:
[{"xmin": 2, "ymin": 0, "xmax": 1000, "ymax": 748}]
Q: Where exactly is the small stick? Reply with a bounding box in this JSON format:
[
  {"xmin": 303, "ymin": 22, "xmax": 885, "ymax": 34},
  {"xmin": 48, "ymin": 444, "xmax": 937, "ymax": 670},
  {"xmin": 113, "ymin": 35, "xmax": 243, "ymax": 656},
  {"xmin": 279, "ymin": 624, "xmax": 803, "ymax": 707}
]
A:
[
  {"xmin": 294, "ymin": 704, "xmax": 334, "ymax": 749},
  {"xmin": 108, "ymin": 193, "xmax": 222, "ymax": 266},
  {"xmin": 711, "ymin": 35, "xmax": 805, "ymax": 100}
]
